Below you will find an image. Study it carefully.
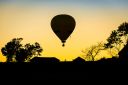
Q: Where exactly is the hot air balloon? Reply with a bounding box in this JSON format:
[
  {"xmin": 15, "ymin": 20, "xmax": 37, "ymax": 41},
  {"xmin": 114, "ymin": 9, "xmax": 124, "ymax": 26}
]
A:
[{"xmin": 51, "ymin": 14, "xmax": 76, "ymax": 47}]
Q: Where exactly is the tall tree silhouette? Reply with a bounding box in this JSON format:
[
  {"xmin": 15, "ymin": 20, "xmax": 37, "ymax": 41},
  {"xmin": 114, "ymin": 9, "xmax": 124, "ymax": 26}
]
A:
[
  {"xmin": 1, "ymin": 38, "xmax": 43, "ymax": 62},
  {"xmin": 104, "ymin": 22, "xmax": 128, "ymax": 57},
  {"xmin": 1, "ymin": 38, "xmax": 23, "ymax": 62}
]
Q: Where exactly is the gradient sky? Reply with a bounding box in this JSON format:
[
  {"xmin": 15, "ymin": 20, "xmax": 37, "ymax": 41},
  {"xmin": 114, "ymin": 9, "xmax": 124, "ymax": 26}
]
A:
[{"xmin": 0, "ymin": 0, "xmax": 128, "ymax": 62}]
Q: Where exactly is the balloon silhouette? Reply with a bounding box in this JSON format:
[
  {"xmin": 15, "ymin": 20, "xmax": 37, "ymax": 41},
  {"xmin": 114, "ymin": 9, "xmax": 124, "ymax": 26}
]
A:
[{"xmin": 51, "ymin": 14, "xmax": 76, "ymax": 47}]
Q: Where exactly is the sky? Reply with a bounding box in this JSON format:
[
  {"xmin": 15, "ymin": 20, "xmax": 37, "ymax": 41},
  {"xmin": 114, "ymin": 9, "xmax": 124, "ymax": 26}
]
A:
[{"xmin": 0, "ymin": 0, "xmax": 128, "ymax": 62}]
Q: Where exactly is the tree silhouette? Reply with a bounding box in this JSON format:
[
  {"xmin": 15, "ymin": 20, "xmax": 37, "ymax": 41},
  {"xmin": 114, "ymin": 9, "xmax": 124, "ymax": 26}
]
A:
[
  {"xmin": 104, "ymin": 22, "xmax": 128, "ymax": 57},
  {"xmin": 16, "ymin": 42, "xmax": 43, "ymax": 62},
  {"xmin": 82, "ymin": 42, "xmax": 104, "ymax": 61},
  {"xmin": 1, "ymin": 38, "xmax": 43, "ymax": 62},
  {"xmin": 1, "ymin": 38, "xmax": 23, "ymax": 62}
]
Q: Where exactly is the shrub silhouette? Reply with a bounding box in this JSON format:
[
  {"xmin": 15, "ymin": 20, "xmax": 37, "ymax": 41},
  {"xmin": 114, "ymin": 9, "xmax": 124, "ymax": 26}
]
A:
[{"xmin": 82, "ymin": 42, "xmax": 105, "ymax": 61}]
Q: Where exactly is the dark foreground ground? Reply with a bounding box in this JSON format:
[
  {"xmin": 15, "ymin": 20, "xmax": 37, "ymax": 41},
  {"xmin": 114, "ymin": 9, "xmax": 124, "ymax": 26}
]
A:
[{"xmin": 0, "ymin": 61, "xmax": 128, "ymax": 81}]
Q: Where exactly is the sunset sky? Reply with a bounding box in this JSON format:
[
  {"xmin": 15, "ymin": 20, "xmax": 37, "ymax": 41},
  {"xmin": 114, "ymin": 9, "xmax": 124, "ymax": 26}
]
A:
[{"xmin": 0, "ymin": 0, "xmax": 128, "ymax": 62}]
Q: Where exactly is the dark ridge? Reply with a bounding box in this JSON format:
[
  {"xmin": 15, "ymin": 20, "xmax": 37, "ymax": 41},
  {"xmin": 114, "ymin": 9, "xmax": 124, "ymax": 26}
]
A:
[{"xmin": 30, "ymin": 57, "xmax": 60, "ymax": 63}]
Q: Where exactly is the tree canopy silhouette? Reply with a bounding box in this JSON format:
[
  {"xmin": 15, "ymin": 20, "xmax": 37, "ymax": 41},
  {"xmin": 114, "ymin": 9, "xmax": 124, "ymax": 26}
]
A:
[
  {"xmin": 1, "ymin": 38, "xmax": 43, "ymax": 62},
  {"xmin": 104, "ymin": 22, "xmax": 128, "ymax": 57}
]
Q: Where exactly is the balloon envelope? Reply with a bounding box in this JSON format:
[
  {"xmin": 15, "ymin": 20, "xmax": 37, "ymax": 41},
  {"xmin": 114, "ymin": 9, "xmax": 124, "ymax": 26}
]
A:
[{"xmin": 51, "ymin": 14, "xmax": 76, "ymax": 46}]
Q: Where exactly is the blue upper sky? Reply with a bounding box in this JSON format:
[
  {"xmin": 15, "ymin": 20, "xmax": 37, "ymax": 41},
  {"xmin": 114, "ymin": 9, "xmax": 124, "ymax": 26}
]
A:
[{"xmin": 1, "ymin": 0, "xmax": 128, "ymax": 7}]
